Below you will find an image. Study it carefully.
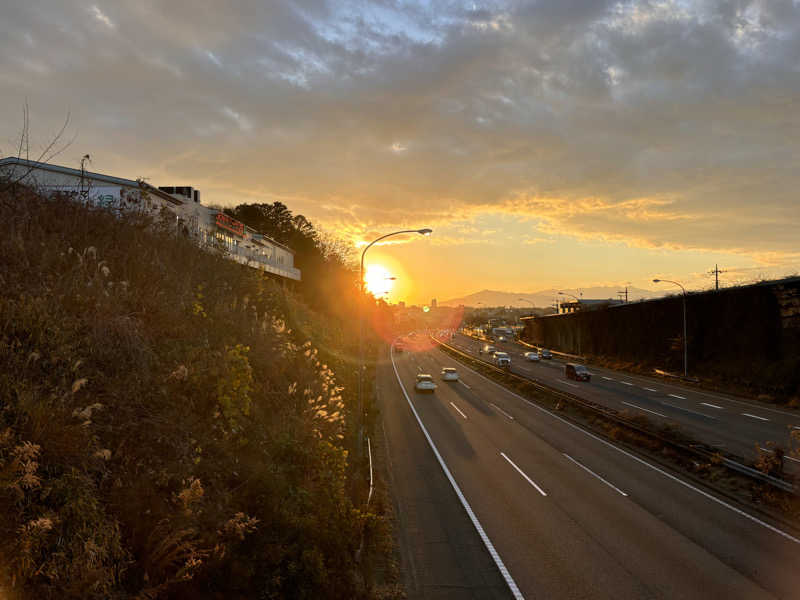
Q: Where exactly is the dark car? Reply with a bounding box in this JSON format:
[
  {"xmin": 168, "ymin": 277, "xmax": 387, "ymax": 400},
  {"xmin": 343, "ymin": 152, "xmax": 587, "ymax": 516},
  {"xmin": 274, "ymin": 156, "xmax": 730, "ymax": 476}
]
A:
[{"xmin": 565, "ymin": 363, "xmax": 591, "ymax": 381}]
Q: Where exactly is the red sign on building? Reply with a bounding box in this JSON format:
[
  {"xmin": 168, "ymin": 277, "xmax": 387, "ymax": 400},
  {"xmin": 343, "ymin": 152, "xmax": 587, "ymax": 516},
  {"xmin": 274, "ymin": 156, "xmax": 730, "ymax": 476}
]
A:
[{"xmin": 215, "ymin": 213, "xmax": 245, "ymax": 237}]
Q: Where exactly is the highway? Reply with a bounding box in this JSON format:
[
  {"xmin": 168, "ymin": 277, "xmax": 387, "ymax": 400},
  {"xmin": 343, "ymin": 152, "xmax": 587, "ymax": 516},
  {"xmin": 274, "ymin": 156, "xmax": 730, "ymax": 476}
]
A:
[
  {"xmin": 380, "ymin": 340, "xmax": 800, "ymax": 599},
  {"xmin": 446, "ymin": 333, "xmax": 800, "ymax": 471}
]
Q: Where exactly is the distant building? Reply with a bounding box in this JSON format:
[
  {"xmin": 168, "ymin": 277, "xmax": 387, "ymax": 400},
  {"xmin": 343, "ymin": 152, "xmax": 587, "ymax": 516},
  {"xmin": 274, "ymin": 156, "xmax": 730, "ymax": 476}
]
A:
[
  {"xmin": 398, "ymin": 301, "xmax": 406, "ymax": 308},
  {"xmin": 559, "ymin": 299, "xmax": 623, "ymax": 314},
  {"xmin": 431, "ymin": 298, "xmax": 438, "ymax": 308},
  {"xmin": 0, "ymin": 157, "xmax": 300, "ymax": 281}
]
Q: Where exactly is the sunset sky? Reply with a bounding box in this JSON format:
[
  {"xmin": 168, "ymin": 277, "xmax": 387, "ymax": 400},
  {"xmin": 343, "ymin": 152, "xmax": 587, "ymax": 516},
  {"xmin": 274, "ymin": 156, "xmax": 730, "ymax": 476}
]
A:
[{"xmin": 2, "ymin": 1, "xmax": 798, "ymax": 305}]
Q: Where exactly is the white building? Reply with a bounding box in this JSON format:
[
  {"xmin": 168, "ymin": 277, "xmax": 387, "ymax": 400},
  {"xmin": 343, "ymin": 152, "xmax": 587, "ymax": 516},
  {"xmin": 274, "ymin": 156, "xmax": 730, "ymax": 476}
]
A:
[{"xmin": 0, "ymin": 157, "xmax": 301, "ymax": 281}]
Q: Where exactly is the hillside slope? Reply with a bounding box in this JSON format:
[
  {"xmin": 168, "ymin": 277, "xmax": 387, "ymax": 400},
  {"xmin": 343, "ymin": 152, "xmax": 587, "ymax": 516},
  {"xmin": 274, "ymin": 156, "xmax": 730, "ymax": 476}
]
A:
[{"xmin": 0, "ymin": 187, "xmax": 379, "ymax": 599}]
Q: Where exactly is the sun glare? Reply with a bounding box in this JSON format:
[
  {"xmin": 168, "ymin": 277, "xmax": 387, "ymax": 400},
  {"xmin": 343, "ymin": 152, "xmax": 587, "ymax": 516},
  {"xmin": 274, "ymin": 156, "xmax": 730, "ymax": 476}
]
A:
[{"xmin": 364, "ymin": 264, "xmax": 395, "ymax": 298}]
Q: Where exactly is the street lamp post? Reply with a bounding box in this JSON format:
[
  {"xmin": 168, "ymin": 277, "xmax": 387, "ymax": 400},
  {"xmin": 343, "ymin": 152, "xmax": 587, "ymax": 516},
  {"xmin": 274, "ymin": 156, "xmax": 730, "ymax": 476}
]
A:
[
  {"xmin": 653, "ymin": 278, "xmax": 688, "ymax": 378},
  {"xmin": 558, "ymin": 292, "xmax": 582, "ymax": 355},
  {"xmin": 358, "ymin": 228, "xmax": 431, "ymax": 453}
]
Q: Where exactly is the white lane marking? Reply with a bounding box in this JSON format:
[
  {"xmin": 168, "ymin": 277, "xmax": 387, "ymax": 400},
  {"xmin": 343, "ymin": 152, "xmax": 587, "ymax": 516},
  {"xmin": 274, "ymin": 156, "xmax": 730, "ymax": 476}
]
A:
[
  {"xmin": 441, "ymin": 355, "xmax": 800, "ymax": 546},
  {"xmin": 660, "ymin": 401, "xmax": 719, "ymax": 420},
  {"xmin": 602, "ymin": 376, "xmax": 615, "ymax": 381},
  {"xmin": 758, "ymin": 447, "xmax": 800, "ymax": 464},
  {"xmin": 449, "ymin": 402, "xmax": 468, "ymax": 420},
  {"xmin": 701, "ymin": 402, "xmax": 724, "ymax": 410},
  {"xmin": 559, "ymin": 379, "xmax": 580, "ymax": 388},
  {"xmin": 621, "ymin": 381, "xmax": 634, "ymax": 386},
  {"xmin": 501, "ymin": 452, "xmax": 547, "ymax": 497},
  {"xmin": 391, "ymin": 347, "xmax": 525, "ymax": 599},
  {"xmin": 458, "ymin": 380, "xmax": 472, "ymax": 390},
  {"xmin": 563, "ymin": 454, "xmax": 628, "ymax": 497},
  {"xmin": 489, "ymin": 402, "xmax": 515, "ymax": 420},
  {"xmin": 643, "ymin": 387, "xmax": 658, "ymax": 392},
  {"xmin": 668, "ymin": 393, "xmax": 687, "ymax": 400},
  {"xmin": 621, "ymin": 401, "xmax": 668, "ymax": 418},
  {"xmin": 742, "ymin": 413, "xmax": 769, "ymax": 421}
]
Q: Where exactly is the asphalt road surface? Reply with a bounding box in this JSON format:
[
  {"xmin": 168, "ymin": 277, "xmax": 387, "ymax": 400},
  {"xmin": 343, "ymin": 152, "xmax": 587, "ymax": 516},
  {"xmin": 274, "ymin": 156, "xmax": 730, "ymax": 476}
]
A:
[
  {"xmin": 447, "ymin": 333, "xmax": 800, "ymax": 471},
  {"xmin": 379, "ymin": 340, "xmax": 800, "ymax": 599}
]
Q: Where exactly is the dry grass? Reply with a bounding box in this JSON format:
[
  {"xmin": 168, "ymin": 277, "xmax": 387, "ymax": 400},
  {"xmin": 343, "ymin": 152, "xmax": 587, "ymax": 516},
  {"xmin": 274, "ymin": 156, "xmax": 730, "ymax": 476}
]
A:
[{"xmin": 0, "ymin": 186, "xmax": 376, "ymax": 598}]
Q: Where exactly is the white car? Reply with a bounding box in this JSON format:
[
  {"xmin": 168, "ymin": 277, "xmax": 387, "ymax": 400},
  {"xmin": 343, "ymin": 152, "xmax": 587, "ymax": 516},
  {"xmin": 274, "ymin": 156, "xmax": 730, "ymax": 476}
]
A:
[
  {"xmin": 441, "ymin": 367, "xmax": 459, "ymax": 381},
  {"xmin": 493, "ymin": 352, "xmax": 511, "ymax": 368},
  {"xmin": 524, "ymin": 351, "xmax": 540, "ymax": 362},
  {"xmin": 415, "ymin": 374, "xmax": 437, "ymax": 393}
]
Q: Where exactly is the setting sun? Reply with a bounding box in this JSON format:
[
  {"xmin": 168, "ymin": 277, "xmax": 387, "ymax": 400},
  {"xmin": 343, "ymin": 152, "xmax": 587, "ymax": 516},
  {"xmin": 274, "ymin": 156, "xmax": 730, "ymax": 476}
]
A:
[{"xmin": 364, "ymin": 264, "xmax": 395, "ymax": 298}]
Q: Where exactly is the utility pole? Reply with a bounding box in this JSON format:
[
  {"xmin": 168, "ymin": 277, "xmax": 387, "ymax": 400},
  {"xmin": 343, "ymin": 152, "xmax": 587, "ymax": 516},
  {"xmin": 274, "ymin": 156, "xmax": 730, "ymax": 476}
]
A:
[{"xmin": 709, "ymin": 264, "xmax": 726, "ymax": 291}]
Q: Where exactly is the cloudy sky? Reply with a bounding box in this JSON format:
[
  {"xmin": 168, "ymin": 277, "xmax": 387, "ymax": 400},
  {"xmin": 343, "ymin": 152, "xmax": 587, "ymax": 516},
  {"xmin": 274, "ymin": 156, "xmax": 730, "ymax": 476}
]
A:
[{"xmin": 2, "ymin": 1, "xmax": 798, "ymax": 304}]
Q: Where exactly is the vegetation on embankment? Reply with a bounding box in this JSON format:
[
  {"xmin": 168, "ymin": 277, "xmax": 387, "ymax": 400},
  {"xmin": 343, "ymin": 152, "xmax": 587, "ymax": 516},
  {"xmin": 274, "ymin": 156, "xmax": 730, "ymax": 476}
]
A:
[{"xmin": 0, "ymin": 187, "xmax": 391, "ymax": 598}]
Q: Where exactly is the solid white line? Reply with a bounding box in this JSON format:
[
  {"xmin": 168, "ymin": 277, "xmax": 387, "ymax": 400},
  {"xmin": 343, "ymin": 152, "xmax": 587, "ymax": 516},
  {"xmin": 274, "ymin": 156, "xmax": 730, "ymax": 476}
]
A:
[
  {"xmin": 643, "ymin": 387, "xmax": 658, "ymax": 392},
  {"xmin": 563, "ymin": 454, "xmax": 628, "ymax": 496},
  {"xmin": 787, "ymin": 456, "xmax": 800, "ymax": 464},
  {"xmin": 390, "ymin": 347, "xmax": 525, "ymax": 599},
  {"xmin": 450, "ymin": 402, "xmax": 468, "ymax": 420},
  {"xmin": 602, "ymin": 376, "xmax": 614, "ymax": 381},
  {"xmin": 621, "ymin": 381, "xmax": 634, "ymax": 386},
  {"xmin": 701, "ymin": 402, "xmax": 724, "ymax": 410},
  {"xmin": 669, "ymin": 393, "xmax": 687, "ymax": 400},
  {"xmin": 622, "ymin": 401, "xmax": 668, "ymax": 418},
  {"xmin": 742, "ymin": 413, "xmax": 769, "ymax": 421},
  {"xmin": 367, "ymin": 436, "xmax": 374, "ymax": 505},
  {"xmin": 458, "ymin": 380, "xmax": 472, "ymax": 390},
  {"xmin": 489, "ymin": 402, "xmax": 515, "ymax": 420},
  {"xmin": 501, "ymin": 452, "xmax": 547, "ymax": 496},
  {"xmin": 434, "ymin": 344, "xmax": 800, "ymax": 545},
  {"xmin": 559, "ymin": 379, "xmax": 580, "ymax": 388}
]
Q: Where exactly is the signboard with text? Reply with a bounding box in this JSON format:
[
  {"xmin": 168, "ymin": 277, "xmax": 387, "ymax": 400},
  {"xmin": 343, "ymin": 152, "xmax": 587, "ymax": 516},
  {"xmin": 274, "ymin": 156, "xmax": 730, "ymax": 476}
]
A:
[{"xmin": 215, "ymin": 213, "xmax": 245, "ymax": 237}]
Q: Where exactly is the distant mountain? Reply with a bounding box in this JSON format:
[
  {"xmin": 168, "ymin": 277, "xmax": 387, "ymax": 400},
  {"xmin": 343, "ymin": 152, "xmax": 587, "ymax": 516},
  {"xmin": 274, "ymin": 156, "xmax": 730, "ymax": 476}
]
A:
[{"xmin": 440, "ymin": 287, "xmax": 661, "ymax": 308}]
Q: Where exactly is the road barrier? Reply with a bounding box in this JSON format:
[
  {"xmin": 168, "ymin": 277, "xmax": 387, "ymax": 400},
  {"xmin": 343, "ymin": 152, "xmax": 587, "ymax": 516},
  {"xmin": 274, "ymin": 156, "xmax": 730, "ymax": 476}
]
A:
[{"xmin": 433, "ymin": 335, "xmax": 796, "ymax": 495}]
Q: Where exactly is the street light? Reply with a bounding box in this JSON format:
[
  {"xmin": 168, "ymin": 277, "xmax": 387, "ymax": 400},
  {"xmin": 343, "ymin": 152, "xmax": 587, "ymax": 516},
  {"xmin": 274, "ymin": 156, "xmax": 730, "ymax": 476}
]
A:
[
  {"xmin": 558, "ymin": 292, "xmax": 582, "ymax": 355},
  {"xmin": 653, "ymin": 278, "xmax": 688, "ymax": 378},
  {"xmin": 558, "ymin": 291, "xmax": 580, "ymax": 314},
  {"xmin": 358, "ymin": 228, "xmax": 431, "ymax": 452}
]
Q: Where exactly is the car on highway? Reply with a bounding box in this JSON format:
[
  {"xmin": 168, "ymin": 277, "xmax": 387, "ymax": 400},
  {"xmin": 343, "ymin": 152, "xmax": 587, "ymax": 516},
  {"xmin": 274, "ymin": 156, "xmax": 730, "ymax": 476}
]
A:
[
  {"xmin": 441, "ymin": 367, "xmax": 459, "ymax": 381},
  {"xmin": 498, "ymin": 335, "xmax": 507, "ymax": 342},
  {"xmin": 479, "ymin": 344, "xmax": 497, "ymax": 356},
  {"xmin": 524, "ymin": 351, "xmax": 540, "ymax": 361},
  {"xmin": 415, "ymin": 373, "xmax": 437, "ymax": 392},
  {"xmin": 540, "ymin": 348, "xmax": 553, "ymax": 359},
  {"xmin": 493, "ymin": 351, "xmax": 511, "ymax": 368},
  {"xmin": 565, "ymin": 363, "xmax": 591, "ymax": 381}
]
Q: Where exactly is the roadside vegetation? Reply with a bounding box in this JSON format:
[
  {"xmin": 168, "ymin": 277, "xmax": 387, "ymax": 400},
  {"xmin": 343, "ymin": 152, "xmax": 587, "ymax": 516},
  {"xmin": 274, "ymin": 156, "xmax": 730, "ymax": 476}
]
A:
[{"xmin": 0, "ymin": 186, "xmax": 396, "ymax": 598}]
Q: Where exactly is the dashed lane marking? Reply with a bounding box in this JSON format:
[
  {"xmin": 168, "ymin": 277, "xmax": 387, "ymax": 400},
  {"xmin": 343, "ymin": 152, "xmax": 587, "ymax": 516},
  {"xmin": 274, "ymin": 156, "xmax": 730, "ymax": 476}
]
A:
[
  {"xmin": 742, "ymin": 413, "xmax": 769, "ymax": 421},
  {"xmin": 449, "ymin": 402, "xmax": 468, "ymax": 420},
  {"xmin": 643, "ymin": 387, "xmax": 658, "ymax": 392},
  {"xmin": 668, "ymin": 394, "xmax": 687, "ymax": 400},
  {"xmin": 622, "ymin": 401, "xmax": 668, "ymax": 419},
  {"xmin": 501, "ymin": 452, "xmax": 547, "ymax": 497},
  {"xmin": 563, "ymin": 454, "xmax": 628, "ymax": 497},
  {"xmin": 458, "ymin": 380, "xmax": 472, "ymax": 390},
  {"xmin": 489, "ymin": 402, "xmax": 515, "ymax": 420},
  {"xmin": 621, "ymin": 381, "xmax": 634, "ymax": 386},
  {"xmin": 701, "ymin": 402, "xmax": 724, "ymax": 410}
]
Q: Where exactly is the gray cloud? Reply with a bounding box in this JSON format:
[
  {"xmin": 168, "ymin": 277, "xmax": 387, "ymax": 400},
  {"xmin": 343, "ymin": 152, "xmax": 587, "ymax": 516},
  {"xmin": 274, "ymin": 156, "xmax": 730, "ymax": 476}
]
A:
[{"xmin": 1, "ymin": 0, "xmax": 798, "ymax": 264}]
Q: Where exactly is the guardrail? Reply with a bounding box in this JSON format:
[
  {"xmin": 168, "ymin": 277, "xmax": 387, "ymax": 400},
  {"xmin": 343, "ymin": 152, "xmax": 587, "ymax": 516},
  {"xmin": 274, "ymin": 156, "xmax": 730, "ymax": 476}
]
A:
[{"xmin": 434, "ymin": 335, "xmax": 796, "ymax": 494}]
